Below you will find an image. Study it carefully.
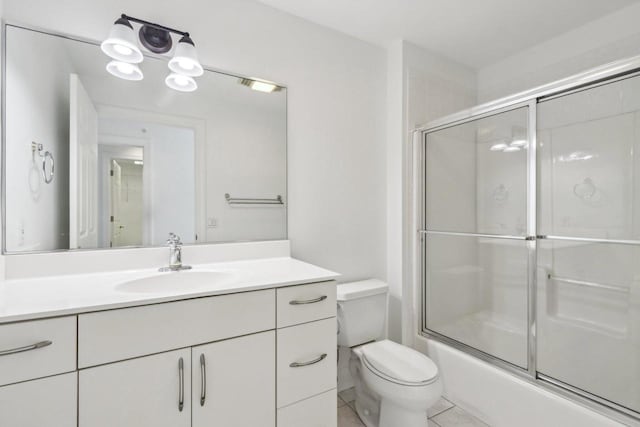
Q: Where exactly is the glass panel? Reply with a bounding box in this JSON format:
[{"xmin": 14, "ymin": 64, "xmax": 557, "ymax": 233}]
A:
[
  {"xmin": 425, "ymin": 233, "xmax": 529, "ymax": 368},
  {"xmin": 425, "ymin": 107, "xmax": 528, "ymax": 236},
  {"xmin": 538, "ymin": 75, "xmax": 640, "ymax": 240},
  {"xmin": 537, "ymin": 240, "xmax": 640, "ymax": 412}
]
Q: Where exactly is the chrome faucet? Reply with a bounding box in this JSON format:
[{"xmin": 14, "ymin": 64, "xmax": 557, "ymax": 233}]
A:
[{"xmin": 159, "ymin": 233, "xmax": 192, "ymax": 272}]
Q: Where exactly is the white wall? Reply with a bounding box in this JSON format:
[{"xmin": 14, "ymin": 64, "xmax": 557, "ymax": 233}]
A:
[
  {"xmin": 4, "ymin": 26, "xmax": 74, "ymax": 251},
  {"xmin": 1, "ymin": 0, "xmax": 388, "ymax": 283},
  {"xmin": 477, "ymin": 2, "xmax": 640, "ymax": 103}
]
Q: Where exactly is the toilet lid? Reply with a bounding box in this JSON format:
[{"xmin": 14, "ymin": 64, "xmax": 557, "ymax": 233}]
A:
[{"xmin": 362, "ymin": 340, "xmax": 438, "ymax": 386}]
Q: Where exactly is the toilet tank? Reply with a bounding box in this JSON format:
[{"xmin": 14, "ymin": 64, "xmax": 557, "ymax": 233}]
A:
[{"xmin": 337, "ymin": 279, "xmax": 388, "ymax": 347}]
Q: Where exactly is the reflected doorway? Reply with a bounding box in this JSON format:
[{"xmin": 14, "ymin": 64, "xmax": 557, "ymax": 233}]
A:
[
  {"xmin": 110, "ymin": 158, "xmax": 144, "ymax": 247},
  {"xmin": 98, "ymin": 144, "xmax": 146, "ymax": 248}
]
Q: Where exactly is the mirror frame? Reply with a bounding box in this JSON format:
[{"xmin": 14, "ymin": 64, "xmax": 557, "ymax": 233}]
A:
[{"xmin": 1, "ymin": 21, "xmax": 288, "ymax": 255}]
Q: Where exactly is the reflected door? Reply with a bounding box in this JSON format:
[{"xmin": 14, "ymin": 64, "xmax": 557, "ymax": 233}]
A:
[
  {"xmin": 423, "ymin": 106, "xmax": 532, "ymax": 369},
  {"xmin": 537, "ymin": 75, "xmax": 640, "ymax": 413},
  {"xmin": 69, "ymin": 74, "xmax": 98, "ymax": 249}
]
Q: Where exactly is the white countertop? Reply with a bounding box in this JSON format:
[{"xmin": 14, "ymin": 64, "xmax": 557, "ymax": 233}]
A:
[{"xmin": 0, "ymin": 257, "xmax": 339, "ymax": 324}]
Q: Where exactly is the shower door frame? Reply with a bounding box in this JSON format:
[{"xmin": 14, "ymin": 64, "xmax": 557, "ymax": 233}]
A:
[{"xmin": 413, "ymin": 55, "xmax": 640, "ymax": 425}]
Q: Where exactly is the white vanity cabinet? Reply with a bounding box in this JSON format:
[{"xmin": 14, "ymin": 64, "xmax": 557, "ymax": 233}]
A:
[
  {"xmin": 192, "ymin": 331, "xmax": 276, "ymax": 426},
  {"xmin": 0, "ymin": 277, "xmax": 337, "ymax": 427}
]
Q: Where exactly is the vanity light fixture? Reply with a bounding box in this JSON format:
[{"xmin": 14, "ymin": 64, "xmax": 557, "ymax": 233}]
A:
[
  {"xmin": 101, "ymin": 14, "xmax": 203, "ymax": 91},
  {"xmin": 239, "ymin": 78, "xmax": 281, "ymax": 93}
]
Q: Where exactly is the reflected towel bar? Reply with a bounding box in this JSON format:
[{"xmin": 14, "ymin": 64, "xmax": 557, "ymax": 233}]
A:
[
  {"xmin": 225, "ymin": 193, "xmax": 283, "ymax": 205},
  {"xmin": 547, "ymin": 274, "xmax": 628, "ymax": 294}
]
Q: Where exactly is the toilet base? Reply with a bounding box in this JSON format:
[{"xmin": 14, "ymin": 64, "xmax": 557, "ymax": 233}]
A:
[{"xmin": 379, "ymin": 399, "xmax": 428, "ymax": 427}]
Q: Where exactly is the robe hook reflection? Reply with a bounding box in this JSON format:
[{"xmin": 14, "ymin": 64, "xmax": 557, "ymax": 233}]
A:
[{"xmin": 31, "ymin": 141, "xmax": 54, "ymax": 184}]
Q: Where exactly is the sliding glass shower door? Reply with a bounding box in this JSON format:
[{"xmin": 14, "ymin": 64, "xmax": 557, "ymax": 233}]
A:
[
  {"xmin": 423, "ymin": 106, "xmax": 533, "ymax": 369},
  {"xmin": 421, "ymin": 72, "xmax": 640, "ymax": 420},
  {"xmin": 537, "ymin": 76, "xmax": 640, "ymax": 414}
]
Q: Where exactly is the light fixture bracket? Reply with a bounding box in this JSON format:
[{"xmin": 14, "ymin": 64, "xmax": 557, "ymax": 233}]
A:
[{"xmin": 119, "ymin": 13, "xmax": 194, "ymax": 54}]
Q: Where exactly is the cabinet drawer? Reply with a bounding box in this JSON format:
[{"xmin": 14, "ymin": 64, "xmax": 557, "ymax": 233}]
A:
[
  {"xmin": 277, "ymin": 281, "xmax": 336, "ymax": 328},
  {"xmin": 277, "ymin": 317, "xmax": 336, "ymax": 408},
  {"xmin": 79, "ymin": 289, "xmax": 275, "ymax": 367},
  {"xmin": 0, "ymin": 316, "xmax": 76, "ymax": 386},
  {"xmin": 0, "ymin": 372, "xmax": 78, "ymax": 427},
  {"xmin": 277, "ymin": 389, "xmax": 337, "ymax": 427}
]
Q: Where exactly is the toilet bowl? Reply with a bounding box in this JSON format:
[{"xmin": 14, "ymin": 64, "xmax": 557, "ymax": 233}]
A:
[
  {"xmin": 338, "ymin": 280, "xmax": 442, "ymax": 427},
  {"xmin": 352, "ymin": 340, "xmax": 442, "ymax": 427}
]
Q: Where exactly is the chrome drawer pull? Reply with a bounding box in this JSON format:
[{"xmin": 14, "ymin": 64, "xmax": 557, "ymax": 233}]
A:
[
  {"xmin": 178, "ymin": 357, "xmax": 184, "ymax": 412},
  {"xmin": 200, "ymin": 354, "xmax": 207, "ymax": 406},
  {"xmin": 289, "ymin": 295, "xmax": 327, "ymax": 305},
  {"xmin": 0, "ymin": 340, "xmax": 52, "ymax": 357},
  {"xmin": 289, "ymin": 353, "xmax": 327, "ymax": 368}
]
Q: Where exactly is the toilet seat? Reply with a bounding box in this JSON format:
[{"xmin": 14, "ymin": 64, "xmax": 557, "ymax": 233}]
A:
[{"xmin": 361, "ymin": 340, "xmax": 439, "ymax": 387}]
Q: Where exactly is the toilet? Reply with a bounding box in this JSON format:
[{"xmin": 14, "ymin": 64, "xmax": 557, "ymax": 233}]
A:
[{"xmin": 337, "ymin": 280, "xmax": 442, "ymax": 427}]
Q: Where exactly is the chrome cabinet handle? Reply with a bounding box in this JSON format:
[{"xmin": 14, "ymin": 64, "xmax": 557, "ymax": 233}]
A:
[
  {"xmin": 200, "ymin": 354, "xmax": 206, "ymax": 406},
  {"xmin": 289, "ymin": 353, "xmax": 327, "ymax": 368},
  {"xmin": 0, "ymin": 340, "xmax": 52, "ymax": 357},
  {"xmin": 289, "ymin": 295, "xmax": 327, "ymax": 305},
  {"xmin": 178, "ymin": 357, "xmax": 184, "ymax": 412}
]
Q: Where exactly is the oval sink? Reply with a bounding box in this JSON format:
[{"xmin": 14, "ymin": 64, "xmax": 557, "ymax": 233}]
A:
[{"xmin": 115, "ymin": 270, "xmax": 234, "ymax": 294}]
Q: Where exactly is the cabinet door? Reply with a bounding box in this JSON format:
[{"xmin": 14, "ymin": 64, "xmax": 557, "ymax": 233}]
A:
[
  {"xmin": 79, "ymin": 348, "xmax": 191, "ymax": 427},
  {"xmin": 0, "ymin": 372, "xmax": 77, "ymax": 427},
  {"xmin": 193, "ymin": 331, "xmax": 275, "ymax": 427}
]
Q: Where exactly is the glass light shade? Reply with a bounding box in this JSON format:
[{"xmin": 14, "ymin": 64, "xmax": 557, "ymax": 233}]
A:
[
  {"xmin": 101, "ymin": 21, "xmax": 143, "ymax": 63},
  {"xmin": 165, "ymin": 73, "xmax": 197, "ymax": 92},
  {"xmin": 168, "ymin": 40, "xmax": 204, "ymax": 77},
  {"xmin": 106, "ymin": 60, "xmax": 143, "ymax": 81}
]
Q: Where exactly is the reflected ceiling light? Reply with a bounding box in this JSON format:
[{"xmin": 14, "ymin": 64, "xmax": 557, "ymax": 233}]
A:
[
  {"xmin": 503, "ymin": 146, "xmax": 521, "ymax": 153},
  {"xmin": 490, "ymin": 143, "xmax": 508, "ymax": 151},
  {"xmin": 168, "ymin": 35, "xmax": 204, "ymax": 77},
  {"xmin": 106, "ymin": 60, "xmax": 143, "ymax": 81},
  {"xmin": 559, "ymin": 151, "xmax": 594, "ymax": 162},
  {"xmin": 510, "ymin": 138, "xmax": 528, "ymax": 148},
  {"xmin": 239, "ymin": 78, "xmax": 282, "ymax": 93},
  {"xmin": 165, "ymin": 73, "xmax": 197, "ymax": 92},
  {"xmin": 134, "ymin": 160, "xmax": 144, "ymax": 165},
  {"xmin": 102, "ymin": 14, "xmax": 202, "ymax": 91},
  {"xmin": 101, "ymin": 17, "xmax": 143, "ymax": 63}
]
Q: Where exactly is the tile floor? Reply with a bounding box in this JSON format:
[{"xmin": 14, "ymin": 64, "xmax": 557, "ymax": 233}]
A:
[{"xmin": 338, "ymin": 388, "xmax": 490, "ymax": 427}]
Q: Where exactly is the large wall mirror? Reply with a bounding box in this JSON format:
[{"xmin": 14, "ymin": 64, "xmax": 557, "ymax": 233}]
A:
[{"xmin": 3, "ymin": 24, "xmax": 287, "ymax": 254}]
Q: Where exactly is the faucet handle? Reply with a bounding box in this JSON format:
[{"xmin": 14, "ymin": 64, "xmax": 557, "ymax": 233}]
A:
[{"xmin": 166, "ymin": 232, "xmax": 182, "ymax": 246}]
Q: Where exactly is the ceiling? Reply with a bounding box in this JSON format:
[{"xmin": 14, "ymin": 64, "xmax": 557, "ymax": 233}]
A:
[{"xmin": 256, "ymin": 0, "xmax": 637, "ymax": 68}]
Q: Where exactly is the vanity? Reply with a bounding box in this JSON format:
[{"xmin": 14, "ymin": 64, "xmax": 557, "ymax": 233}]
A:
[{"xmin": 0, "ymin": 256, "xmax": 339, "ymax": 427}]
